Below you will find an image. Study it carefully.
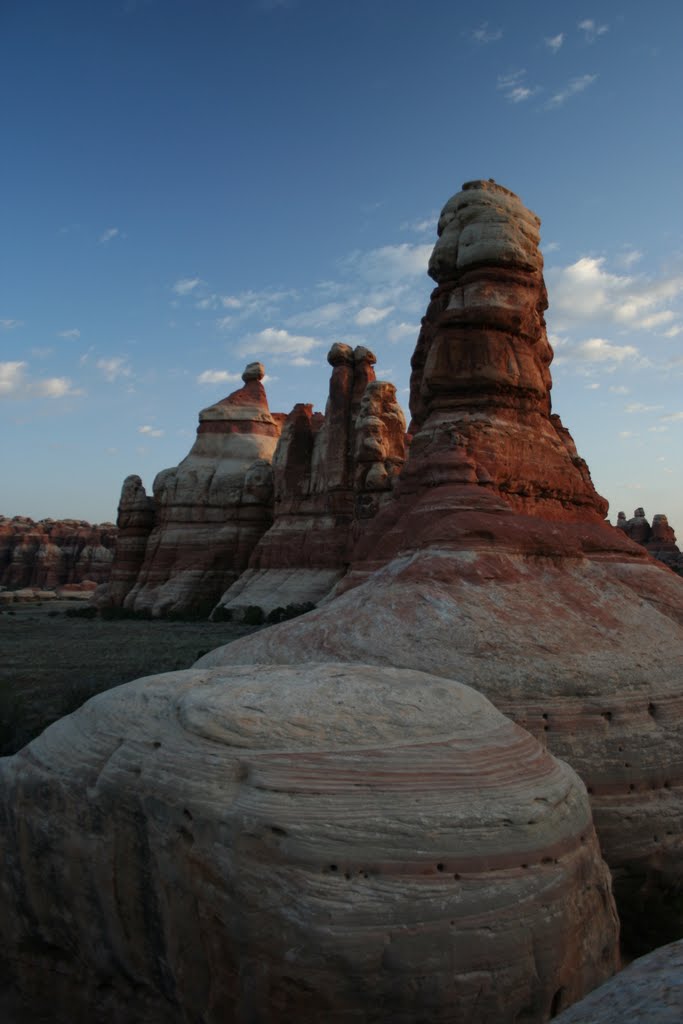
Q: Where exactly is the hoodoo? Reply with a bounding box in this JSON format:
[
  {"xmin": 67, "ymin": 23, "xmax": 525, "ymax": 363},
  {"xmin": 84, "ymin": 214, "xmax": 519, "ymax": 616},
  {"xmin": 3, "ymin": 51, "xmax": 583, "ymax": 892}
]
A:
[{"xmin": 199, "ymin": 181, "xmax": 683, "ymax": 953}]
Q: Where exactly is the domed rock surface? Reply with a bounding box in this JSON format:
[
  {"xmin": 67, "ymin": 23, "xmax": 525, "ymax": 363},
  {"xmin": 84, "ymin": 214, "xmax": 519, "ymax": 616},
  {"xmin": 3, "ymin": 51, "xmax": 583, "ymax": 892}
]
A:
[
  {"xmin": 197, "ymin": 181, "xmax": 683, "ymax": 953},
  {"xmin": 0, "ymin": 663, "xmax": 619, "ymax": 1023},
  {"xmin": 553, "ymin": 939, "xmax": 683, "ymax": 1024},
  {"xmin": 104, "ymin": 364, "xmax": 283, "ymax": 617}
]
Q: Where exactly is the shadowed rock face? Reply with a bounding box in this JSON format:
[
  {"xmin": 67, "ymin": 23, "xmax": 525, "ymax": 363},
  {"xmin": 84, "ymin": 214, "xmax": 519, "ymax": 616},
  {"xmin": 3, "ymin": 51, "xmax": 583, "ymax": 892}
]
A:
[
  {"xmin": 95, "ymin": 475, "xmax": 156, "ymax": 607},
  {"xmin": 198, "ymin": 181, "xmax": 683, "ymax": 954},
  {"xmin": 0, "ymin": 664, "xmax": 619, "ymax": 1023},
  {"xmin": 212, "ymin": 345, "xmax": 406, "ymax": 617},
  {"xmin": 0, "ymin": 515, "xmax": 117, "ymax": 589},
  {"xmin": 101, "ymin": 365, "xmax": 282, "ymax": 617}
]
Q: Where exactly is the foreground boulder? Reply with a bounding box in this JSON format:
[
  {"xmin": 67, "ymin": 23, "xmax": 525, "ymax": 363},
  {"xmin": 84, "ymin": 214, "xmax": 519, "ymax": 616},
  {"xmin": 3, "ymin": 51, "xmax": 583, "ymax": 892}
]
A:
[
  {"xmin": 554, "ymin": 939, "xmax": 683, "ymax": 1023},
  {"xmin": 0, "ymin": 663, "xmax": 619, "ymax": 1022},
  {"xmin": 198, "ymin": 181, "xmax": 683, "ymax": 953}
]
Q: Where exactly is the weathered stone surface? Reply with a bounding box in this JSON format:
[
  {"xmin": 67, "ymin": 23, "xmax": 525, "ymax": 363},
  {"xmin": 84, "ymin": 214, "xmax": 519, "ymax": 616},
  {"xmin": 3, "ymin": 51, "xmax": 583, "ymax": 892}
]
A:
[
  {"xmin": 0, "ymin": 515, "xmax": 116, "ymax": 589},
  {"xmin": 0, "ymin": 663, "xmax": 619, "ymax": 1023},
  {"xmin": 95, "ymin": 475, "xmax": 156, "ymax": 608},
  {"xmin": 112, "ymin": 366, "xmax": 282, "ymax": 617},
  {"xmin": 213, "ymin": 346, "xmax": 406, "ymax": 618},
  {"xmin": 198, "ymin": 181, "xmax": 683, "ymax": 954},
  {"xmin": 554, "ymin": 940, "xmax": 683, "ymax": 1023},
  {"xmin": 617, "ymin": 508, "xmax": 683, "ymax": 575}
]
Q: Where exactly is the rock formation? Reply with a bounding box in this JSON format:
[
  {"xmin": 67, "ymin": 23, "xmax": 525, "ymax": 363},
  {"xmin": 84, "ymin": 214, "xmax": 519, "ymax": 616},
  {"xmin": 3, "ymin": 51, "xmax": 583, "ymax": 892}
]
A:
[
  {"xmin": 102, "ymin": 364, "xmax": 283, "ymax": 617},
  {"xmin": 96, "ymin": 475, "xmax": 156, "ymax": 607},
  {"xmin": 212, "ymin": 344, "xmax": 406, "ymax": 618},
  {"xmin": 0, "ymin": 663, "xmax": 619, "ymax": 1023},
  {"xmin": 0, "ymin": 515, "xmax": 117, "ymax": 589},
  {"xmin": 617, "ymin": 508, "xmax": 683, "ymax": 575},
  {"xmin": 554, "ymin": 939, "xmax": 683, "ymax": 1023},
  {"xmin": 197, "ymin": 181, "xmax": 683, "ymax": 954}
]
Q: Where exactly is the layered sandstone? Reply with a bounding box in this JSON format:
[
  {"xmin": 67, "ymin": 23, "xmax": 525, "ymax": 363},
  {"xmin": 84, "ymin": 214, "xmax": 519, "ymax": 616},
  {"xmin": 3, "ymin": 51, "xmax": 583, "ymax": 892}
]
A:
[
  {"xmin": 617, "ymin": 508, "xmax": 683, "ymax": 575},
  {"xmin": 198, "ymin": 180, "xmax": 683, "ymax": 953},
  {"xmin": 106, "ymin": 364, "xmax": 282, "ymax": 617},
  {"xmin": 213, "ymin": 345, "xmax": 406, "ymax": 617},
  {"xmin": 96, "ymin": 475, "xmax": 156, "ymax": 607},
  {"xmin": 0, "ymin": 663, "xmax": 619, "ymax": 1023},
  {"xmin": 0, "ymin": 515, "xmax": 116, "ymax": 589}
]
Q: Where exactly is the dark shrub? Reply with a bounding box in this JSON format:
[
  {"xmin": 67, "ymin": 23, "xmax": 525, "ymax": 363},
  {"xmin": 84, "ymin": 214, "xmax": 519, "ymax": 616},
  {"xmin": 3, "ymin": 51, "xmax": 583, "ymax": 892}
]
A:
[
  {"xmin": 243, "ymin": 605, "xmax": 265, "ymax": 625},
  {"xmin": 65, "ymin": 605, "xmax": 98, "ymax": 619}
]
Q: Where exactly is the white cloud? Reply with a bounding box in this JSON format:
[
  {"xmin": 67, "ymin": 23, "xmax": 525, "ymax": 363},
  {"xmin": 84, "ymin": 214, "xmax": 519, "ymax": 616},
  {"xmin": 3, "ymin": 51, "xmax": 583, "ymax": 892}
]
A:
[
  {"xmin": 547, "ymin": 256, "xmax": 683, "ymax": 332},
  {"xmin": 618, "ymin": 249, "xmax": 642, "ymax": 269},
  {"xmin": 0, "ymin": 319, "xmax": 23, "ymax": 330},
  {"xmin": 138, "ymin": 424, "xmax": 164, "ymax": 438},
  {"xmin": 238, "ymin": 327, "xmax": 322, "ymax": 360},
  {"xmin": 575, "ymin": 338, "xmax": 640, "ymax": 363},
  {"xmin": 585, "ymin": 382, "xmax": 600, "ymax": 389},
  {"xmin": 472, "ymin": 22, "xmax": 502, "ymax": 43},
  {"xmin": 400, "ymin": 216, "xmax": 436, "ymax": 235},
  {"xmin": 545, "ymin": 33, "xmax": 564, "ymax": 52},
  {"xmin": 625, "ymin": 402, "xmax": 663, "ymax": 414},
  {"xmin": 98, "ymin": 227, "xmax": 120, "ymax": 244},
  {"xmin": 661, "ymin": 411, "xmax": 683, "ymax": 423},
  {"xmin": 609, "ymin": 385, "xmax": 630, "ymax": 394},
  {"xmin": 173, "ymin": 277, "xmax": 202, "ymax": 296},
  {"xmin": 215, "ymin": 316, "xmax": 234, "ymax": 330},
  {"xmin": 0, "ymin": 361, "xmax": 82, "ymax": 399},
  {"xmin": 285, "ymin": 302, "xmax": 347, "ymax": 329},
  {"xmin": 290, "ymin": 356, "xmax": 313, "ymax": 367},
  {"xmin": 663, "ymin": 324, "xmax": 683, "ymax": 338},
  {"xmin": 578, "ymin": 19, "xmax": 608, "ymax": 43},
  {"xmin": 387, "ymin": 322, "xmax": 418, "ymax": 343},
  {"xmin": 57, "ymin": 328, "xmax": 81, "ymax": 339},
  {"xmin": 197, "ymin": 369, "xmax": 243, "ymax": 385},
  {"xmin": 542, "ymin": 241, "xmax": 560, "ymax": 253},
  {"xmin": 619, "ymin": 430, "xmax": 637, "ymax": 439},
  {"xmin": 546, "ymin": 74, "xmax": 597, "ymax": 108},
  {"xmin": 97, "ymin": 357, "xmax": 131, "ymax": 382},
  {"xmin": 347, "ymin": 243, "xmax": 432, "ymax": 284},
  {"xmin": 497, "ymin": 69, "xmax": 538, "ymax": 103},
  {"xmin": 221, "ymin": 295, "xmax": 243, "ymax": 309},
  {"xmin": 354, "ymin": 305, "xmax": 394, "ymax": 326}
]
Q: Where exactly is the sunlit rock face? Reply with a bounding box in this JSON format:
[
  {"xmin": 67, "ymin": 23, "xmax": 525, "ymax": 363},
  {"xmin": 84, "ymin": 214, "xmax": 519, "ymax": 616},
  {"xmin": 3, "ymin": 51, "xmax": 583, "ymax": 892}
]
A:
[
  {"xmin": 0, "ymin": 663, "xmax": 619, "ymax": 1023},
  {"xmin": 0, "ymin": 516, "xmax": 117, "ymax": 589},
  {"xmin": 112, "ymin": 364, "xmax": 282, "ymax": 617},
  {"xmin": 212, "ymin": 345, "xmax": 406, "ymax": 618},
  {"xmin": 198, "ymin": 182, "xmax": 683, "ymax": 954}
]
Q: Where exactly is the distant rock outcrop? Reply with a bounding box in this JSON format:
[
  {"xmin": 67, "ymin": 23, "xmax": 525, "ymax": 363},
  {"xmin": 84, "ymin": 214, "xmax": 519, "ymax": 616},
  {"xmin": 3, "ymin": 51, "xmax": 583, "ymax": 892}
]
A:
[
  {"xmin": 0, "ymin": 516, "xmax": 116, "ymax": 589},
  {"xmin": 212, "ymin": 344, "xmax": 406, "ymax": 617},
  {"xmin": 99, "ymin": 363, "xmax": 283, "ymax": 617},
  {"xmin": 617, "ymin": 508, "xmax": 683, "ymax": 575}
]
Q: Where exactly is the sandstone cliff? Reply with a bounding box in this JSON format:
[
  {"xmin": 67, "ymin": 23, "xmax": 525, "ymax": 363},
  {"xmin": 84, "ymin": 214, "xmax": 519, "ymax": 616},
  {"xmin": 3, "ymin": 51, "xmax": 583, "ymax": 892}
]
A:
[
  {"xmin": 617, "ymin": 507, "xmax": 683, "ymax": 576},
  {"xmin": 0, "ymin": 515, "xmax": 116, "ymax": 589}
]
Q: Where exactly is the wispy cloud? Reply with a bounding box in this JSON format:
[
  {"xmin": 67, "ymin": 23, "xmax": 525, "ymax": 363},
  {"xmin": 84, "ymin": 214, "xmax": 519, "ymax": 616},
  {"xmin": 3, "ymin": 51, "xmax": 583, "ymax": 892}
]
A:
[
  {"xmin": 96, "ymin": 356, "xmax": 131, "ymax": 382},
  {"xmin": 472, "ymin": 22, "xmax": 502, "ymax": 43},
  {"xmin": 545, "ymin": 33, "xmax": 564, "ymax": 52},
  {"xmin": 197, "ymin": 369, "xmax": 243, "ymax": 385},
  {"xmin": 345, "ymin": 243, "xmax": 432, "ymax": 284},
  {"xmin": 546, "ymin": 73, "xmax": 597, "ymax": 108},
  {"xmin": 0, "ymin": 361, "xmax": 82, "ymax": 399},
  {"xmin": 354, "ymin": 305, "xmax": 393, "ymax": 326},
  {"xmin": 497, "ymin": 69, "xmax": 538, "ymax": 103},
  {"xmin": 386, "ymin": 322, "xmax": 418, "ymax": 344},
  {"xmin": 400, "ymin": 216, "xmax": 436, "ymax": 235},
  {"xmin": 578, "ymin": 19, "xmax": 608, "ymax": 43},
  {"xmin": 661, "ymin": 411, "xmax": 683, "ymax": 423},
  {"xmin": 173, "ymin": 277, "xmax": 202, "ymax": 296},
  {"xmin": 574, "ymin": 338, "xmax": 640, "ymax": 364},
  {"xmin": 98, "ymin": 227, "xmax": 120, "ymax": 245},
  {"xmin": 285, "ymin": 302, "xmax": 347, "ymax": 330},
  {"xmin": 57, "ymin": 328, "xmax": 81, "ymax": 340},
  {"xmin": 138, "ymin": 424, "xmax": 164, "ymax": 437},
  {"xmin": 625, "ymin": 402, "xmax": 663, "ymax": 414},
  {"xmin": 0, "ymin": 319, "xmax": 23, "ymax": 330},
  {"xmin": 238, "ymin": 327, "xmax": 322, "ymax": 361}
]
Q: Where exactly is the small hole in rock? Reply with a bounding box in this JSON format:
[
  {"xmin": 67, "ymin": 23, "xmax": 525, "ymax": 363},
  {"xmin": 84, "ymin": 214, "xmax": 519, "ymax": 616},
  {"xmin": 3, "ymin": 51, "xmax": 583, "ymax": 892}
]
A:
[
  {"xmin": 436, "ymin": 863, "xmax": 444, "ymax": 872},
  {"xmin": 329, "ymin": 864, "xmax": 338, "ymax": 872}
]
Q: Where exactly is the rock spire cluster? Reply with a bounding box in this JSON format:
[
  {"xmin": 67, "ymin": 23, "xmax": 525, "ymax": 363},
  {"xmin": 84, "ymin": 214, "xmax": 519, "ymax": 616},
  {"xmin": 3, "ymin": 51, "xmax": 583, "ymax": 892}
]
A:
[{"xmin": 2, "ymin": 180, "xmax": 683, "ymax": 1023}]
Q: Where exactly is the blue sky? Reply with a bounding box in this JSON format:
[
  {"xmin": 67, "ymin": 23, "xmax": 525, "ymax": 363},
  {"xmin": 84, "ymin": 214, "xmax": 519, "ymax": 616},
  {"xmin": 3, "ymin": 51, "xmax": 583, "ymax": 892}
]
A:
[{"xmin": 2, "ymin": 0, "xmax": 682, "ymax": 534}]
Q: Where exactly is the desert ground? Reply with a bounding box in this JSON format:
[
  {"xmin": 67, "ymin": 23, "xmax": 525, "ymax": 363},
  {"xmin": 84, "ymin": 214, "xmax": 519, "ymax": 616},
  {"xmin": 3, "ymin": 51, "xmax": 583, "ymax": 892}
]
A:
[{"xmin": 0, "ymin": 601, "xmax": 261, "ymax": 756}]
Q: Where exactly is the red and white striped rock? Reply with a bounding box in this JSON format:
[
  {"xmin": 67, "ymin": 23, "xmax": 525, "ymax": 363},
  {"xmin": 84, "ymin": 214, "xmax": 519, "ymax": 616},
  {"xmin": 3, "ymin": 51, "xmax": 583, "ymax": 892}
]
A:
[{"xmin": 0, "ymin": 663, "xmax": 619, "ymax": 1023}]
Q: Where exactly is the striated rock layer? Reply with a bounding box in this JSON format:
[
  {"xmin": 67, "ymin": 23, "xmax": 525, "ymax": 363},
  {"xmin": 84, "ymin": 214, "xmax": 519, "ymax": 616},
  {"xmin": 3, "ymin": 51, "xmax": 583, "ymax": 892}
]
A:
[
  {"xmin": 0, "ymin": 663, "xmax": 619, "ymax": 1023},
  {"xmin": 0, "ymin": 515, "xmax": 116, "ymax": 589},
  {"xmin": 198, "ymin": 180, "xmax": 683, "ymax": 953},
  {"xmin": 105, "ymin": 364, "xmax": 282, "ymax": 617},
  {"xmin": 213, "ymin": 344, "xmax": 406, "ymax": 617},
  {"xmin": 95, "ymin": 475, "xmax": 156, "ymax": 608}
]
